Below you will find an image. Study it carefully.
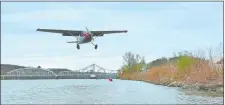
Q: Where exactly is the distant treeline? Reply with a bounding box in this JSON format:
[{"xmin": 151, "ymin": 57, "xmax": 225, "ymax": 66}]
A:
[
  {"xmin": 120, "ymin": 50, "xmax": 223, "ymax": 74},
  {"xmin": 1, "ymin": 64, "xmax": 26, "ymax": 75}
]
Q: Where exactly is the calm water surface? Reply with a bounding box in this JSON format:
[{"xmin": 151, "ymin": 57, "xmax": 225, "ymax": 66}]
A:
[{"xmin": 1, "ymin": 79, "xmax": 223, "ymax": 104}]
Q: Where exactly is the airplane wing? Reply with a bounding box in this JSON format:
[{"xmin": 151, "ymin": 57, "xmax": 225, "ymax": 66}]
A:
[
  {"xmin": 36, "ymin": 28, "xmax": 82, "ymax": 36},
  {"xmin": 91, "ymin": 30, "xmax": 128, "ymax": 36}
]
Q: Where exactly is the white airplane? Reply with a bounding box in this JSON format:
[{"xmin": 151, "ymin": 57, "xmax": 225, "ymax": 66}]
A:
[{"xmin": 37, "ymin": 27, "xmax": 128, "ymax": 49}]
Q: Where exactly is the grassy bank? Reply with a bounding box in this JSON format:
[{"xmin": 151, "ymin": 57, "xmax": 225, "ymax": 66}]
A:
[
  {"xmin": 120, "ymin": 64, "xmax": 223, "ymax": 92},
  {"xmin": 119, "ymin": 48, "xmax": 224, "ymax": 93}
]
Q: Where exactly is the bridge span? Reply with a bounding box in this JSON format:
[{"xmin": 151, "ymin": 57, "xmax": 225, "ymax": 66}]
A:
[{"xmin": 1, "ymin": 64, "xmax": 119, "ymax": 80}]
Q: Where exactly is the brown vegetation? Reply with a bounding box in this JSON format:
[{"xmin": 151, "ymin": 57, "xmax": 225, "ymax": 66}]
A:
[
  {"xmin": 119, "ymin": 46, "xmax": 224, "ymax": 92},
  {"xmin": 146, "ymin": 61, "xmax": 223, "ymax": 86},
  {"xmin": 120, "ymin": 60, "xmax": 223, "ymax": 91}
]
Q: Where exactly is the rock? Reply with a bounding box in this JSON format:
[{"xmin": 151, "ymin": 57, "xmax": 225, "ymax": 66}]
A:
[
  {"xmin": 217, "ymin": 87, "xmax": 224, "ymax": 92},
  {"xmin": 182, "ymin": 85, "xmax": 190, "ymax": 89},
  {"xmin": 167, "ymin": 81, "xmax": 183, "ymax": 87},
  {"xmin": 167, "ymin": 81, "xmax": 176, "ymax": 87}
]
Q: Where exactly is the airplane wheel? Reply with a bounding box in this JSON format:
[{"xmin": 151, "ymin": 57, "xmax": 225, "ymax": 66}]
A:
[
  {"xmin": 77, "ymin": 44, "xmax": 80, "ymax": 49},
  {"xmin": 95, "ymin": 45, "xmax": 98, "ymax": 49}
]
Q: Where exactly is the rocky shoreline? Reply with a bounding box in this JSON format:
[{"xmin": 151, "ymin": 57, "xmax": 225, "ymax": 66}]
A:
[
  {"xmin": 120, "ymin": 78, "xmax": 224, "ymax": 95},
  {"xmin": 167, "ymin": 81, "xmax": 223, "ymax": 92}
]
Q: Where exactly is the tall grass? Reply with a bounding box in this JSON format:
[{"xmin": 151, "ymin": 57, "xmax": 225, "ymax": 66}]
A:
[
  {"xmin": 120, "ymin": 44, "xmax": 224, "ymax": 86},
  {"xmin": 146, "ymin": 46, "xmax": 224, "ymax": 86}
]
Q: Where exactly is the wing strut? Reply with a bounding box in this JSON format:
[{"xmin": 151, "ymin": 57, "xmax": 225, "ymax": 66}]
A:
[{"xmin": 65, "ymin": 32, "xmax": 79, "ymax": 41}]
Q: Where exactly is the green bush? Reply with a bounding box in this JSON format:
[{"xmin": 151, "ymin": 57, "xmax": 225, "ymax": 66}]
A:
[{"xmin": 177, "ymin": 56, "xmax": 196, "ymax": 72}]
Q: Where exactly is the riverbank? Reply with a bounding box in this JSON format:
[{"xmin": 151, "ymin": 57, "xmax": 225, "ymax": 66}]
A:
[{"xmin": 119, "ymin": 64, "xmax": 224, "ymax": 95}]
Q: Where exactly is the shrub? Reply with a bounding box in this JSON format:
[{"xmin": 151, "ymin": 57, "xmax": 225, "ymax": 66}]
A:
[{"xmin": 177, "ymin": 56, "xmax": 197, "ymax": 73}]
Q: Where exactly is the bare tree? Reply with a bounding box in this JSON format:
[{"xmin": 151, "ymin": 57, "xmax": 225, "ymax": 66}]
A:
[
  {"xmin": 122, "ymin": 52, "xmax": 146, "ymax": 72},
  {"xmin": 123, "ymin": 52, "xmax": 135, "ymax": 68}
]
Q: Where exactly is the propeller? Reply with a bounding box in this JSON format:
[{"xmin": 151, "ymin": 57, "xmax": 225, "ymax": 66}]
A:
[
  {"xmin": 85, "ymin": 26, "xmax": 95, "ymax": 41},
  {"xmin": 85, "ymin": 26, "xmax": 89, "ymax": 32}
]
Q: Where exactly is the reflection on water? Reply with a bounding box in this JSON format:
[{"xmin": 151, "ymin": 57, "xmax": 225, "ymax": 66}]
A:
[{"xmin": 1, "ymin": 79, "xmax": 224, "ymax": 104}]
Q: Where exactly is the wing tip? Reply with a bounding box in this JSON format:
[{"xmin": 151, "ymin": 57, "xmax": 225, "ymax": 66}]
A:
[{"xmin": 36, "ymin": 28, "xmax": 40, "ymax": 31}]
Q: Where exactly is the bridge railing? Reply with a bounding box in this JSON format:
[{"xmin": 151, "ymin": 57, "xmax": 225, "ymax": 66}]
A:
[{"xmin": 1, "ymin": 64, "xmax": 119, "ymax": 80}]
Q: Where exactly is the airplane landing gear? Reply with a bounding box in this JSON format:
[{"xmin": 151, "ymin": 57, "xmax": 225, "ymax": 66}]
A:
[
  {"xmin": 77, "ymin": 44, "xmax": 80, "ymax": 49},
  {"xmin": 91, "ymin": 41, "xmax": 98, "ymax": 49},
  {"xmin": 95, "ymin": 44, "xmax": 98, "ymax": 49}
]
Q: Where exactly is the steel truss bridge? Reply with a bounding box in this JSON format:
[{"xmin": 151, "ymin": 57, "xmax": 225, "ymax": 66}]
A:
[{"xmin": 1, "ymin": 64, "xmax": 119, "ymax": 80}]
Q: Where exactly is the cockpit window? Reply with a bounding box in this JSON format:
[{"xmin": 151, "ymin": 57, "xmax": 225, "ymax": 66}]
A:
[{"xmin": 81, "ymin": 32, "xmax": 88, "ymax": 36}]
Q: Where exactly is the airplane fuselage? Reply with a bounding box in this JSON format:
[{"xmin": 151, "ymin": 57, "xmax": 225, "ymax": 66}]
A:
[{"xmin": 77, "ymin": 31, "xmax": 92, "ymax": 44}]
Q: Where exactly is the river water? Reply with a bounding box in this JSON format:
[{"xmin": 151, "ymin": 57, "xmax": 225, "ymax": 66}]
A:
[{"xmin": 1, "ymin": 79, "xmax": 223, "ymax": 104}]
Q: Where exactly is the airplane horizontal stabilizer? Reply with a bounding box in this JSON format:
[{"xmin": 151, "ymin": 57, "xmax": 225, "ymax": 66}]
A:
[{"xmin": 67, "ymin": 41, "xmax": 79, "ymax": 43}]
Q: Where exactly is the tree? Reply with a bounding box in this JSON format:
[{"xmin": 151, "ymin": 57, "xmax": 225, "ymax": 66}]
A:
[
  {"xmin": 138, "ymin": 57, "xmax": 146, "ymax": 71},
  {"xmin": 123, "ymin": 52, "xmax": 135, "ymax": 68},
  {"xmin": 122, "ymin": 52, "xmax": 146, "ymax": 72},
  {"xmin": 37, "ymin": 66, "xmax": 41, "ymax": 68}
]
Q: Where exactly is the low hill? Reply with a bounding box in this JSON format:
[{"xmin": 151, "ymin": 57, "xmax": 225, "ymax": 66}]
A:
[
  {"xmin": 1, "ymin": 64, "xmax": 73, "ymax": 75},
  {"xmin": 1, "ymin": 64, "xmax": 26, "ymax": 75}
]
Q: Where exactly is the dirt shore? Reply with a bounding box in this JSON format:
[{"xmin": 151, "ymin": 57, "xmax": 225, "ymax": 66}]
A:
[{"xmin": 119, "ymin": 71, "xmax": 224, "ymax": 94}]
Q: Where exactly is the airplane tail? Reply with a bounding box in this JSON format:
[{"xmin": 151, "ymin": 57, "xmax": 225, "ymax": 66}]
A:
[{"xmin": 67, "ymin": 41, "xmax": 79, "ymax": 43}]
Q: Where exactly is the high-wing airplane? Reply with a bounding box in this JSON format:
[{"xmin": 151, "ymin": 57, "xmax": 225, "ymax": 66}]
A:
[{"xmin": 36, "ymin": 27, "xmax": 127, "ymax": 49}]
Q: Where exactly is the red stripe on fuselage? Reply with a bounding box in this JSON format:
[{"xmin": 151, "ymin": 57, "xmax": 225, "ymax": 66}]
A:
[{"xmin": 82, "ymin": 33, "xmax": 91, "ymax": 41}]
